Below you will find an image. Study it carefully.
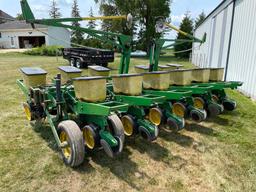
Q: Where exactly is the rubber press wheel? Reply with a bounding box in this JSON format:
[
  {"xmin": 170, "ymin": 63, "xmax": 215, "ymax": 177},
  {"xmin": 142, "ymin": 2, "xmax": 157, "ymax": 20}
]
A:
[
  {"xmin": 58, "ymin": 120, "xmax": 85, "ymax": 167},
  {"xmin": 223, "ymin": 100, "xmax": 237, "ymax": 111},
  {"xmin": 102, "ymin": 114, "xmax": 125, "ymax": 157}
]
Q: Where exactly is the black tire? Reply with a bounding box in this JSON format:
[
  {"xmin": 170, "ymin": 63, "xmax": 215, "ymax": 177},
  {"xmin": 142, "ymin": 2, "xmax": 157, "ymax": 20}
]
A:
[
  {"xmin": 58, "ymin": 120, "xmax": 85, "ymax": 167},
  {"xmin": 166, "ymin": 117, "xmax": 185, "ymax": 132},
  {"xmin": 70, "ymin": 58, "xmax": 76, "ymax": 67},
  {"xmin": 138, "ymin": 126, "xmax": 158, "ymax": 142},
  {"xmin": 107, "ymin": 114, "xmax": 125, "ymax": 146},
  {"xmin": 223, "ymin": 100, "xmax": 236, "ymax": 111},
  {"xmin": 76, "ymin": 59, "xmax": 83, "ymax": 69},
  {"xmin": 207, "ymin": 103, "xmax": 222, "ymax": 117},
  {"xmin": 190, "ymin": 109, "xmax": 207, "ymax": 122}
]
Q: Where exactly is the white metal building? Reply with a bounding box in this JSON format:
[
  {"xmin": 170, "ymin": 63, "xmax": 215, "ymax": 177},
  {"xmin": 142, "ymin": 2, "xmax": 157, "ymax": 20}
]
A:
[
  {"xmin": 0, "ymin": 20, "xmax": 71, "ymax": 49},
  {"xmin": 192, "ymin": 0, "xmax": 256, "ymax": 99}
]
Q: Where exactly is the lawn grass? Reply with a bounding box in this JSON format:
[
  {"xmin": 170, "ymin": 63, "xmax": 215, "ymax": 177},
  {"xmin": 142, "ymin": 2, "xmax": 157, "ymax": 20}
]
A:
[{"xmin": 0, "ymin": 53, "xmax": 255, "ymax": 192}]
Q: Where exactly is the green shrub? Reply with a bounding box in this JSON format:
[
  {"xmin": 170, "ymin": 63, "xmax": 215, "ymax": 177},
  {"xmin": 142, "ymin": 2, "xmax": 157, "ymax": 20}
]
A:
[{"xmin": 24, "ymin": 45, "xmax": 63, "ymax": 56}]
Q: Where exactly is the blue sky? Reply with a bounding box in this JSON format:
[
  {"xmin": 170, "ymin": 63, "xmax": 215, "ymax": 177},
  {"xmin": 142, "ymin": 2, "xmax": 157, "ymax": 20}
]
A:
[{"xmin": 0, "ymin": 0, "xmax": 222, "ymax": 38}]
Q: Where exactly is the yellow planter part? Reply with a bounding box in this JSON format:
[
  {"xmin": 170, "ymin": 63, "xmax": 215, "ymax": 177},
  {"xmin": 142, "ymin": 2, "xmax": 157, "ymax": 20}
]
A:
[
  {"xmin": 169, "ymin": 69, "xmax": 192, "ymax": 86},
  {"xmin": 112, "ymin": 74, "xmax": 143, "ymax": 96},
  {"xmin": 121, "ymin": 115, "xmax": 135, "ymax": 136},
  {"xmin": 20, "ymin": 67, "xmax": 47, "ymax": 88},
  {"xmin": 23, "ymin": 103, "xmax": 32, "ymax": 121},
  {"xmin": 134, "ymin": 65, "xmax": 149, "ymax": 74},
  {"xmin": 167, "ymin": 63, "xmax": 184, "ymax": 70},
  {"xmin": 193, "ymin": 97, "xmax": 205, "ymax": 109},
  {"xmin": 149, "ymin": 107, "xmax": 163, "ymax": 126},
  {"xmin": 143, "ymin": 71, "xmax": 170, "ymax": 90},
  {"xmin": 172, "ymin": 102, "xmax": 186, "ymax": 118},
  {"xmin": 58, "ymin": 66, "xmax": 82, "ymax": 84},
  {"xmin": 82, "ymin": 125, "xmax": 96, "ymax": 149},
  {"xmin": 191, "ymin": 68, "xmax": 210, "ymax": 82},
  {"xmin": 60, "ymin": 131, "xmax": 71, "ymax": 159},
  {"xmin": 88, "ymin": 65, "xmax": 110, "ymax": 77},
  {"xmin": 209, "ymin": 68, "xmax": 224, "ymax": 81},
  {"xmin": 158, "ymin": 65, "xmax": 172, "ymax": 71},
  {"xmin": 73, "ymin": 76, "xmax": 107, "ymax": 102}
]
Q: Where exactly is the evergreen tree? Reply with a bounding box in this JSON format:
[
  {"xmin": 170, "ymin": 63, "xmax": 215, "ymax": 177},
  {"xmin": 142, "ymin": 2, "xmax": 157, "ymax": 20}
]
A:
[
  {"xmin": 174, "ymin": 13, "xmax": 194, "ymax": 58},
  {"xmin": 195, "ymin": 11, "xmax": 206, "ymax": 28},
  {"xmin": 87, "ymin": 7, "xmax": 96, "ymax": 29},
  {"xmin": 49, "ymin": 0, "xmax": 61, "ymax": 19},
  {"xmin": 71, "ymin": 0, "xmax": 84, "ymax": 45}
]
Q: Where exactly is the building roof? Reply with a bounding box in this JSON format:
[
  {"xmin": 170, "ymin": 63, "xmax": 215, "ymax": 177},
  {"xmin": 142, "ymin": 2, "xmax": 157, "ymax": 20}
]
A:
[
  {"xmin": 0, "ymin": 20, "xmax": 47, "ymax": 30},
  {"xmin": 0, "ymin": 10, "xmax": 14, "ymax": 21},
  {"xmin": 195, "ymin": 0, "xmax": 230, "ymax": 30}
]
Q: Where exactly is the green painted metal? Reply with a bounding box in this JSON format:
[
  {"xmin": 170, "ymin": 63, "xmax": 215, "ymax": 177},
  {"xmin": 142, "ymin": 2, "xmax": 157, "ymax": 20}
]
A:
[{"xmin": 99, "ymin": 130, "xmax": 118, "ymax": 147}]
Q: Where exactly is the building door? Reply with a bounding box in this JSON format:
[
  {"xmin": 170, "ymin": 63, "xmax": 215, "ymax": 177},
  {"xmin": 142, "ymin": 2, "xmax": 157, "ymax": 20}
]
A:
[{"xmin": 18, "ymin": 36, "xmax": 46, "ymax": 48}]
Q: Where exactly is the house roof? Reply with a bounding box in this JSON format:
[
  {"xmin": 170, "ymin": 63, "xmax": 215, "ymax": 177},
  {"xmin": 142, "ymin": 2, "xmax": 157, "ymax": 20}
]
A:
[
  {"xmin": 0, "ymin": 20, "xmax": 47, "ymax": 30},
  {"xmin": 0, "ymin": 10, "xmax": 14, "ymax": 21}
]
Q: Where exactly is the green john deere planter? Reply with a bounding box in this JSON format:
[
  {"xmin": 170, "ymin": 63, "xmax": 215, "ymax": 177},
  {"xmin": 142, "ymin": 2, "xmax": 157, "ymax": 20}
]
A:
[{"xmin": 17, "ymin": 67, "xmax": 129, "ymax": 167}]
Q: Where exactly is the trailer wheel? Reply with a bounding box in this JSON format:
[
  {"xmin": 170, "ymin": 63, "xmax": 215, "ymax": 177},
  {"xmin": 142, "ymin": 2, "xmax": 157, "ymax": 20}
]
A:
[
  {"xmin": 76, "ymin": 59, "xmax": 82, "ymax": 69},
  {"xmin": 106, "ymin": 114, "xmax": 125, "ymax": 155},
  {"xmin": 58, "ymin": 120, "xmax": 85, "ymax": 167},
  {"xmin": 70, "ymin": 58, "xmax": 76, "ymax": 67}
]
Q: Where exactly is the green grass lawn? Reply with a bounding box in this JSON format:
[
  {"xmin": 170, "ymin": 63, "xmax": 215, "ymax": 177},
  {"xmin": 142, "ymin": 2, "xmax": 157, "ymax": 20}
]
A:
[{"xmin": 0, "ymin": 53, "xmax": 255, "ymax": 192}]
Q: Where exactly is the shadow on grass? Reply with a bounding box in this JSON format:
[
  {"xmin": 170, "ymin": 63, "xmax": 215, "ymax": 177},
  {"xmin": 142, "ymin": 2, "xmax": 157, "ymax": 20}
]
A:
[
  {"xmin": 204, "ymin": 115, "xmax": 230, "ymax": 126},
  {"xmin": 126, "ymin": 137, "xmax": 170, "ymax": 163},
  {"xmin": 31, "ymin": 121, "xmax": 59, "ymax": 152},
  {"xmin": 159, "ymin": 129, "xmax": 194, "ymax": 148},
  {"xmin": 90, "ymin": 147, "xmax": 146, "ymax": 191},
  {"xmin": 185, "ymin": 122, "xmax": 216, "ymax": 136}
]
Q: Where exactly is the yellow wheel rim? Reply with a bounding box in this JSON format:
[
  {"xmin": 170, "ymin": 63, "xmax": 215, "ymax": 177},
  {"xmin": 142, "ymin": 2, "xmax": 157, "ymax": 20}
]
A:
[
  {"xmin": 23, "ymin": 103, "xmax": 32, "ymax": 121},
  {"xmin": 83, "ymin": 128, "xmax": 95, "ymax": 149},
  {"xmin": 194, "ymin": 97, "xmax": 204, "ymax": 109},
  {"xmin": 121, "ymin": 116, "xmax": 134, "ymax": 136},
  {"xmin": 173, "ymin": 103, "xmax": 186, "ymax": 118},
  {"xmin": 149, "ymin": 108, "xmax": 162, "ymax": 126},
  {"xmin": 60, "ymin": 131, "xmax": 71, "ymax": 159}
]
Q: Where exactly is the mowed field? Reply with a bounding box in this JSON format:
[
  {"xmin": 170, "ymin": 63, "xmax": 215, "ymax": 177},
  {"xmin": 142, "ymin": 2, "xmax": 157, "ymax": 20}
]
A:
[{"xmin": 0, "ymin": 52, "xmax": 255, "ymax": 192}]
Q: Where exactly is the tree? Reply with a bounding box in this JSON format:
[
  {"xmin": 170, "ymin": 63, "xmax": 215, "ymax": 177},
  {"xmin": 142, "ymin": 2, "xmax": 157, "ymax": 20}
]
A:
[
  {"xmin": 71, "ymin": 0, "xmax": 84, "ymax": 45},
  {"xmin": 49, "ymin": 0, "xmax": 61, "ymax": 19},
  {"xmin": 94, "ymin": 0, "xmax": 171, "ymax": 52},
  {"xmin": 195, "ymin": 11, "xmax": 206, "ymax": 28},
  {"xmin": 16, "ymin": 13, "xmax": 24, "ymax": 20},
  {"xmin": 87, "ymin": 7, "xmax": 96, "ymax": 29},
  {"xmin": 174, "ymin": 13, "xmax": 194, "ymax": 58}
]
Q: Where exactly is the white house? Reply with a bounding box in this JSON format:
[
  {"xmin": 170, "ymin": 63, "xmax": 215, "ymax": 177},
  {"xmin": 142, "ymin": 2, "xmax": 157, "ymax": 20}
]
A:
[
  {"xmin": 0, "ymin": 20, "xmax": 71, "ymax": 49},
  {"xmin": 192, "ymin": 0, "xmax": 256, "ymax": 100}
]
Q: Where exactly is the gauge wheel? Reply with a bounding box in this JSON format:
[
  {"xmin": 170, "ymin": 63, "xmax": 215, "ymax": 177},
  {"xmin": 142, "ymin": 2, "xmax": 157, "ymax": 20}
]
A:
[
  {"xmin": 82, "ymin": 124, "xmax": 99, "ymax": 150},
  {"xmin": 58, "ymin": 120, "xmax": 85, "ymax": 167},
  {"xmin": 121, "ymin": 115, "xmax": 135, "ymax": 136},
  {"xmin": 172, "ymin": 102, "xmax": 186, "ymax": 118}
]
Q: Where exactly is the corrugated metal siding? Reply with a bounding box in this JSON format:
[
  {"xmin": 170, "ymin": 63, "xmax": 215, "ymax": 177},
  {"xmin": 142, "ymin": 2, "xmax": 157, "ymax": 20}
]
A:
[
  {"xmin": 226, "ymin": 0, "xmax": 256, "ymax": 99},
  {"xmin": 192, "ymin": 0, "xmax": 233, "ymax": 68}
]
